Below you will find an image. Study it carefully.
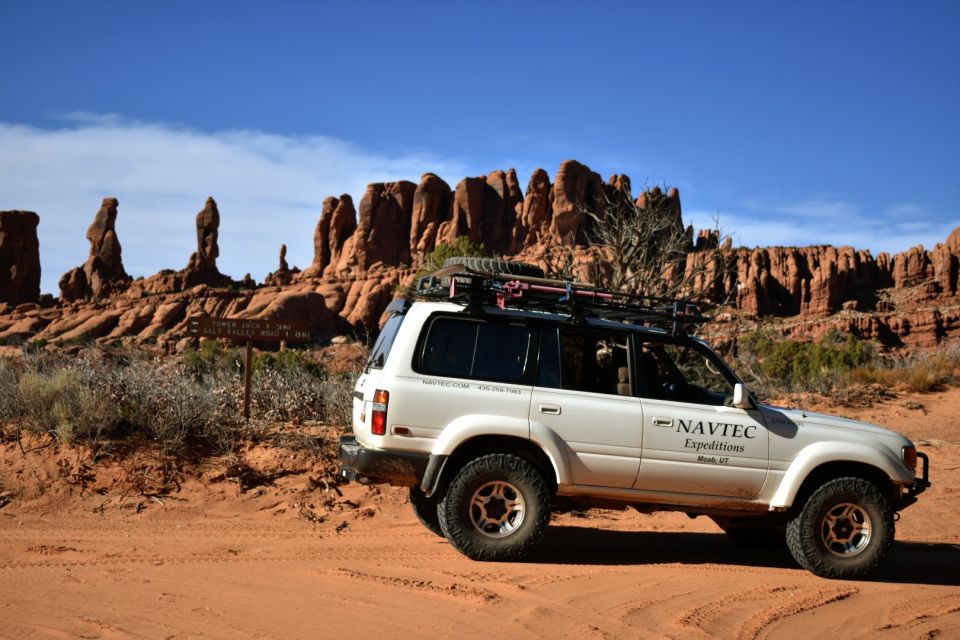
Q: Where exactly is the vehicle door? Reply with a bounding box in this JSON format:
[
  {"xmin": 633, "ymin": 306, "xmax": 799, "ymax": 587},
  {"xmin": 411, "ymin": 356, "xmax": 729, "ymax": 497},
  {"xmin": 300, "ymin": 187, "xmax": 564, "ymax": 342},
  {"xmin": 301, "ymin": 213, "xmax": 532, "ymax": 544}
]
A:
[
  {"xmin": 632, "ymin": 337, "xmax": 768, "ymax": 498},
  {"xmin": 529, "ymin": 325, "xmax": 644, "ymax": 488}
]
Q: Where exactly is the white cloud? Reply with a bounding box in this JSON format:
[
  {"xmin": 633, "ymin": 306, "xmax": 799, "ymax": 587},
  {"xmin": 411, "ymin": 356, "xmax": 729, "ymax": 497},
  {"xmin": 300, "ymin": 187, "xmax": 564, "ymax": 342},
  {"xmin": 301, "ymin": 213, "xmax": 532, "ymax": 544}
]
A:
[
  {"xmin": 687, "ymin": 204, "xmax": 957, "ymax": 256},
  {"xmin": 0, "ymin": 115, "xmax": 474, "ymax": 294}
]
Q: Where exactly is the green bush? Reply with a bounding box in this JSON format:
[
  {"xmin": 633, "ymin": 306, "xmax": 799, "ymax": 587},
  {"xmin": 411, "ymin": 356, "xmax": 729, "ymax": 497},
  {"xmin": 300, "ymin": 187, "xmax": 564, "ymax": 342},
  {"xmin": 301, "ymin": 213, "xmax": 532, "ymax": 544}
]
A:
[
  {"xmin": 736, "ymin": 329, "xmax": 874, "ymax": 391},
  {"xmin": 182, "ymin": 340, "xmax": 244, "ymax": 377},
  {"xmin": 16, "ymin": 361, "xmax": 120, "ymax": 444},
  {"xmin": 414, "ymin": 237, "xmax": 488, "ymax": 279},
  {"xmin": 183, "ymin": 339, "xmax": 325, "ymax": 377}
]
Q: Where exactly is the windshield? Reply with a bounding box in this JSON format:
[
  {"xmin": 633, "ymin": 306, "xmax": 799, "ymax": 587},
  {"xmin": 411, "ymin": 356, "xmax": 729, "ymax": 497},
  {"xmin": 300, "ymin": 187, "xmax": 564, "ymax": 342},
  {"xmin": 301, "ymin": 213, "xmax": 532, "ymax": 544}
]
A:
[{"xmin": 366, "ymin": 313, "xmax": 405, "ymax": 370}]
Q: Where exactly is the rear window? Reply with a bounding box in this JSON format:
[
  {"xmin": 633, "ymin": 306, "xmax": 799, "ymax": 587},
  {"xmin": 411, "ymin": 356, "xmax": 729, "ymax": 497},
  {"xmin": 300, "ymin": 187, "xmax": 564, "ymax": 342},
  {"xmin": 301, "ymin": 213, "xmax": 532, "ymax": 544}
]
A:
[
  {"xmin": 366, "ymin": 313, "xmax": 405, "ymax": 370},
  {"xmin": 420, "ymin": 317, "xmax": 531, "ymax": 383}
]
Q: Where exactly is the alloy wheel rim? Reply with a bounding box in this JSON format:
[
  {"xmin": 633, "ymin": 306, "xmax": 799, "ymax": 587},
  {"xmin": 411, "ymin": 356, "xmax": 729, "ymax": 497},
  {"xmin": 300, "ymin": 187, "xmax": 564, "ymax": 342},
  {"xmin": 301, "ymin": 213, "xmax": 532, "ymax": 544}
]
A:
[
  {"xmin": 469, "ymin": 481, "xmax": 525, "ymax": 538},
  {"xmin": 820, "ymin": 502, "xmax": 872, "ymax": 558}
]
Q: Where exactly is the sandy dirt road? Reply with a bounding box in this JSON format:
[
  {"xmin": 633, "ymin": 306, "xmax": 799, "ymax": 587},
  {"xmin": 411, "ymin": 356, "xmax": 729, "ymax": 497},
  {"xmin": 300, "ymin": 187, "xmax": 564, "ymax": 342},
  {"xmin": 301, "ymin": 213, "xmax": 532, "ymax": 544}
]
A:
[{"xmin": 1, "ymin": 391, "xmax": 959, "ymax": 639}]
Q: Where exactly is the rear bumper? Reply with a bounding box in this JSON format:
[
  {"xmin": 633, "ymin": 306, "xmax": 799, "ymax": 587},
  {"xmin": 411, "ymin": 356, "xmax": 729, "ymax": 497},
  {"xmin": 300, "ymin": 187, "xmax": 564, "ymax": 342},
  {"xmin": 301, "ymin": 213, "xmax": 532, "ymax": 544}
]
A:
[{"xmin": 338, "ymin": 436, "xmax": 430, "ymax": 487}]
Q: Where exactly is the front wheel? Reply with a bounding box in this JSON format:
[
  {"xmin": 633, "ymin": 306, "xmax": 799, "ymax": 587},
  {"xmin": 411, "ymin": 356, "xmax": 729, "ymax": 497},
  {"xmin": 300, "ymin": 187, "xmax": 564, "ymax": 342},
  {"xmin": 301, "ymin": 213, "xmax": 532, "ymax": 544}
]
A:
[
  {"xmin": 438, "ymin": 454, "xmax": 551, "ymax": 561},
  {"xmin": 786, "ymin": 477, "xmax": 894, "ymax": 579}
]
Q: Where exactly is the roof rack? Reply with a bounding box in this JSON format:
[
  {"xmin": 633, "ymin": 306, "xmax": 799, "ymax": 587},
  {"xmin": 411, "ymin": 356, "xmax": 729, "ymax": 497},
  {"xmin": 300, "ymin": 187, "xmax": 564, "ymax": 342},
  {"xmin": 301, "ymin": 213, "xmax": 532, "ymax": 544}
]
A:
[{"xmin": 414, "ymin": 264, "xmax": 705, "ymax": 336}]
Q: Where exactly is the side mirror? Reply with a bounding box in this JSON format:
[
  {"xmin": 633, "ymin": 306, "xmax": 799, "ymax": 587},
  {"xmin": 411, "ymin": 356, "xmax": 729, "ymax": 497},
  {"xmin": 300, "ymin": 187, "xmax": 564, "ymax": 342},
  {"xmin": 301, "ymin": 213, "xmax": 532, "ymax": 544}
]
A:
[{"xmin": 733, "ymin": 383, "xmax": 752, "ymax": 409}]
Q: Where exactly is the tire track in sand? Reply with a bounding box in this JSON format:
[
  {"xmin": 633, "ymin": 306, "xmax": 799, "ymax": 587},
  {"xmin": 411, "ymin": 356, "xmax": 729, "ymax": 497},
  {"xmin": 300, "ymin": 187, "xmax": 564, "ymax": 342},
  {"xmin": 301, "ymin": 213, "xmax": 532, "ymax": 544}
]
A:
[
  {"xmin": 321, "ymin": 568, "xmax": 501, "ymax": 604},
  {"xmin": 737, "ymin": 586, "xmax": 859, "ymax": 640}
]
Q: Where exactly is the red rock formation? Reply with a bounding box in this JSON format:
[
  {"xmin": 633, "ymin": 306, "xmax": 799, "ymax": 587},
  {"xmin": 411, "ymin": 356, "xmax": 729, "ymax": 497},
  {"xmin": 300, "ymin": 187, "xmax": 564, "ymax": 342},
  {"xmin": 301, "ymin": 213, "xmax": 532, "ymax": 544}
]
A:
[
  {"xmin": 438, "ymin": 176, "xmax": 486, "ymax": 247},
  {"xmin": 265, "ymin": 244, "xmax": 297, "ymax": 286},
  {"xmin": 326, "ymin": 195, "xmax": 358, "ymax": 276},
  {"xmin": 483, "ymin": 169, "xmax": 522, "ymax": 254},
  {"xmin": 948, "ymin": 227, "xmax": 960, "ymax": 254},
  {"xmin": 608, "ymin": 174, "xmax": 632, "ymax": 197},
  {"xmin": 410, "ymin": 173, "xmax": 452, "ymax": 257},
  {"xmin": 931, "ymin": 243, "xmax": 957, "ymax": 295},
  {"xmin": 59, "ymin": 198, "xmax": 131, "ymax": 302},
  {"xmin": 183, "ymin": 197, "xmax": 231, "ymax": 287},
  {"xmin": 343, "ymin": 181, "xmax": 416, "ymax": 270},
  {"xmin": 551, "ymin": 160, "xmax": 602, "ymax": 245},
  {"xmin": 891, "ymin": 245, "xmax": 930, "ymax": 289},
  {"xmin": 518, "ymin": 168, "xmax": 553, "ymax": 248},
  {"xmin": 3, "ymin": 165, "xmax": 960, "ymax": 351},
  {"xmin": 300, "ymin": 197, "xmax": 337, "ymax": 278},
  {"xmin": 0, "ymin": 210, "xmax": 41, "ymax": 306}
]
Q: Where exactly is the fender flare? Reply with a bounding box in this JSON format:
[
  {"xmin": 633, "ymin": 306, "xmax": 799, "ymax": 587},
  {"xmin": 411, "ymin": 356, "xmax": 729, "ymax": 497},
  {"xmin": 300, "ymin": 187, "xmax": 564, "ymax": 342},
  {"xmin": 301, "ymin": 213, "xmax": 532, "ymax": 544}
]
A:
[
  {"xmin": 770, "ymin": 441, "xmax": 911, "ymax": 509},
  {"xmin": 421, "ymin": 415, "xmax": 568, "ymax": 495}
]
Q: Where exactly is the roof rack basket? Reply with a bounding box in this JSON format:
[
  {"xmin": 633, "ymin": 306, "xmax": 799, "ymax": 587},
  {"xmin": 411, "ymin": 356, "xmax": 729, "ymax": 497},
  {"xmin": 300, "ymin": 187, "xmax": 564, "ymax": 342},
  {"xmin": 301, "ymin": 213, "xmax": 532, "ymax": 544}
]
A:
[{"xmin": 414, "ymin": 265, "xmax": 704, "ymax": 336}]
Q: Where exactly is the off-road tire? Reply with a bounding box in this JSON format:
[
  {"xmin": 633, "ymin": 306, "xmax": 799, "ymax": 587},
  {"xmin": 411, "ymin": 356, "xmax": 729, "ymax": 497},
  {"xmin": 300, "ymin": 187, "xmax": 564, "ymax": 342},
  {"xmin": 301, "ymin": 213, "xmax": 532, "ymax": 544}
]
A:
[
  {"xmin": 438, "ymin": 454, "xmax": 551, "ymax": 561},
  {"xmin": 442, "ymin": 257, "xmax": 545, "ymax": 279},
  {"xmin": 712, "ymin": 516, "xmax": 786, "ymax": 550},
  {"xmin": 786, "ymin": 477, "xmax": 894, "ymax": 579},
  {"xmin": 409, "ymin": 486, "xmax": 444, "ymax": 537}
]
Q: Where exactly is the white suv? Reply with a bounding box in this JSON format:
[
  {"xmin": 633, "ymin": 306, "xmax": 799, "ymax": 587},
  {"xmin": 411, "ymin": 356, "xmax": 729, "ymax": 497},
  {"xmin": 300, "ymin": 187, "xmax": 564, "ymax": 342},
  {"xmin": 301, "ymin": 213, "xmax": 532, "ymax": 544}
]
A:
[{"xmin": 339, "ymin": 260, "xmax": 930, "ymax": 579}]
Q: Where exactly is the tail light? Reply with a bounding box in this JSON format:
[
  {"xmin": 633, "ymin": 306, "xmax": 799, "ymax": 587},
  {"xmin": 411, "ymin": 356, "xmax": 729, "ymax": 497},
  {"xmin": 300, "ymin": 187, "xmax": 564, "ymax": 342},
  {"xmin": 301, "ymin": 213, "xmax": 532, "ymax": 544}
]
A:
[
  {"xmin": 371, "ymin": 389, "xmax": 389, "ymax": 436},
  {"xmin": 902, "ymin": 445, "xmax": 917, "ymax": 470}
]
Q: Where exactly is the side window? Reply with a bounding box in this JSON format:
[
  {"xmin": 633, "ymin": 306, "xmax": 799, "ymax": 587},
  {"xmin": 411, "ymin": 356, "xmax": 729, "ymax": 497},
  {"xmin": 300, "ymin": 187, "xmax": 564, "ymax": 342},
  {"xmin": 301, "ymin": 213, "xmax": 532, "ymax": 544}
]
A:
[
  {"xmin": 544, "ymin": 328, "xmax": 631, "ymax": 396},
  {"xmin": 536, "ymin": 327, "xmax": 562, "ymax": 388},
  {"xmin": 420, "ymin": 317, "xmax": 531, "ymax": 383},
  {"xmin": 366, "ymin": 313, "xmax": 405, "ymax": 370},
  {"xmin": 637, "ymin": 340, "xmax": 733, "ymax": 406}
]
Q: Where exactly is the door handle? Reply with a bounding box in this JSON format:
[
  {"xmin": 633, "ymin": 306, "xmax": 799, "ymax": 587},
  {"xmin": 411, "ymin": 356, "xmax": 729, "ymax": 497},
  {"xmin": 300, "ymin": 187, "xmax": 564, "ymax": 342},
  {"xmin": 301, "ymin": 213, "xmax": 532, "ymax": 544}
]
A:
[
  {"xmin": 538, "ymin": 404, "xmax": 561, "ymax": 415},
  {"xmin": 652, "ymin": 417, "xmax": 673, "ymax": 427}
]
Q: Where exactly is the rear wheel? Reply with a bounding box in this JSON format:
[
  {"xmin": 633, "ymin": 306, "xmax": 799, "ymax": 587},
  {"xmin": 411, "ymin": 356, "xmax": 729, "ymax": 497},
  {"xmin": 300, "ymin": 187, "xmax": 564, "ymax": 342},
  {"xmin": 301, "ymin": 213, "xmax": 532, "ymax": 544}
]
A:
[
  {"xmin": 438, "ymin": 454, "xmax": 551, "ymax": 561},
  {"xmin": 409, "ymin": 486, "xmax": 444, "ymax": 537},
  {"xmin": 786, "ymin": 477, "xmax": 894, "ymax": 579}
]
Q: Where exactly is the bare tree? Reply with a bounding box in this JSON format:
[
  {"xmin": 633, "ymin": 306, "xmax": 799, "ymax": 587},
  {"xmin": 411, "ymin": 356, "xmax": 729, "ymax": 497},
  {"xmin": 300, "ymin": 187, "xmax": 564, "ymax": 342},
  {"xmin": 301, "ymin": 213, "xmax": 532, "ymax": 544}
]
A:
[{"xmin": 561, "ymin": 183, "xmax": 735, "ymax": 308}]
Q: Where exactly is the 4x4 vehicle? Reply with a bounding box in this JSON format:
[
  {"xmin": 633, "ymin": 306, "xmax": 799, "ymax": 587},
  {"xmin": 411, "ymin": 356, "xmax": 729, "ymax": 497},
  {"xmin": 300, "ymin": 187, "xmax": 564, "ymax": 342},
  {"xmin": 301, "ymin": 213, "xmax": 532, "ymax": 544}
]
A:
[{"xmin": 339, "ymin": 259, "xmax": 930, "ymax": 579}]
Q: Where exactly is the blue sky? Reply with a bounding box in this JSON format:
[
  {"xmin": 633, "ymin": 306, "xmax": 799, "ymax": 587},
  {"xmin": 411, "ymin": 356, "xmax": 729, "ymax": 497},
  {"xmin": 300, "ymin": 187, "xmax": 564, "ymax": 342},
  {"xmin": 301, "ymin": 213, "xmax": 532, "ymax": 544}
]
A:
[{"xmin": 1, "ymin": 1, "xmax": 958, "ymax": 294}]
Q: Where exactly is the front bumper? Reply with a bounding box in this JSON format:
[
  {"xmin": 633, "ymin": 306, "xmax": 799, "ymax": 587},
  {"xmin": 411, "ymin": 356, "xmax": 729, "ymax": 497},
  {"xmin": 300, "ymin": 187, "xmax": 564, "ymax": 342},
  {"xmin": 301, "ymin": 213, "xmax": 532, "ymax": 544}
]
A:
[
  {"xmin": 898, "ymin": 451, "xmax": 931, "ymax": 510},
  {"xmin": 338, "ymin": 435, "xmax": 430, "ymax": 487}
]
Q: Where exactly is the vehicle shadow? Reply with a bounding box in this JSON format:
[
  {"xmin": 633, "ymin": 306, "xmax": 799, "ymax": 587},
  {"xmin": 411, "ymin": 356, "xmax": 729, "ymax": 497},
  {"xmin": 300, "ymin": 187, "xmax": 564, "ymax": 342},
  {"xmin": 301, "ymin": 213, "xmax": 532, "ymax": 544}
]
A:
[{"xmin": 529, "ymin": 525, "xmax": 960, "ymax": 586}]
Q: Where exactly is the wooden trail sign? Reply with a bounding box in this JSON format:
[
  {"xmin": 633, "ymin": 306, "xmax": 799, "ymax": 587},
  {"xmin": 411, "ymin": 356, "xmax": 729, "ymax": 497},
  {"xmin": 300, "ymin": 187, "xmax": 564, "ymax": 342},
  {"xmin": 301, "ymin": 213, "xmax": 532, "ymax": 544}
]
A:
[
  {"xmin": 187, "ymin": 316, "xmax": 314, "ymax": 421},
  {"xmin": 187, "ymin": 317, "xmax": 312, "ymax": 342}
]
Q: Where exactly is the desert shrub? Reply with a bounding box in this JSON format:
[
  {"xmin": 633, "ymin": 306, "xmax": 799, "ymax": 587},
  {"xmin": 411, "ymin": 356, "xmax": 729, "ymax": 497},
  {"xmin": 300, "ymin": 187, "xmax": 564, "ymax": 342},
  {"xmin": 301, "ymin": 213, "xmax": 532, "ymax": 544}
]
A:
[
  {"xmin": 250, "ymin": 365, "xmax": 325, "ymax": 424},
  {"xmin": 182, "ymin": 339, "xmax": 244, "ymax": 377},
  {"xmin": 3, "ymin": 342, "xmax": 359, "ymax": 455},
  {"xmin": 254, "ymin": 348, "xmax": 325, "ymax": 376},
  {"xmin": 844, "ymin": 346, "xmax": 960, "ymax": 393},
  {"xmin": 321, "ymin": 373, "xmax": 356, "ymax": 426},
  {"xmin": 120, "ymin": 357, "xmax": 239, "ymax": 455},
  {"xmin": 16, "ymin": 358, "xmax": 121, "ymax": 444},
  {"xmin": 415, "ymin": 236, "xmax": 489, "ymax": 279},
  {"xmin": 393, "ymin": 237, "xmax": 489, "ymax": 298},
  {"xmin": 735, "ymin": 329, "xmax": 874, "ymax": 393},
  {"xmin": 0, "ymin": 360, "xmax": 21, "ymax": 422}
]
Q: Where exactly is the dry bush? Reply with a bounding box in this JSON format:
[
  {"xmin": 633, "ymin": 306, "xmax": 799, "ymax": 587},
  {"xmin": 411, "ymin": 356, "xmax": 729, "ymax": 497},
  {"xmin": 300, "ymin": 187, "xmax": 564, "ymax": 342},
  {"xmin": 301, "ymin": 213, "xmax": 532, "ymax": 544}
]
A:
[
  {"xmin": 0, "ymin": 360, "xmax": 22, "ymax": 423},
  {"xmin": 250, "ymin": 367, "xmax": 325, "ymax": 425},
  {"xmin": 2, "ymin": 343, "xmax": 359, "ymax": 458},
  {"xmin": 844, "ymin": 347, "xmax": 960, "ymax": 393},
  {"xmin": 120, "ymin": 356, "xmax": 239, "ymax": 455},
  {"xmin": 321, "ymin": 374, "xmax": 356, "ymax": 426}
]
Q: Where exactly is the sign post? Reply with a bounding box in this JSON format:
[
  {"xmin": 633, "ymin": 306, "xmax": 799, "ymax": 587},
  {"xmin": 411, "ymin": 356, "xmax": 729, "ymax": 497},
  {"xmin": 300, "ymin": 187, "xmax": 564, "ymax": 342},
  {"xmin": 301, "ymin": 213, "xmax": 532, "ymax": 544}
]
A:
[{"xmin": 187, "ymin": 317, "xmax": 313, "ymax": 422}]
